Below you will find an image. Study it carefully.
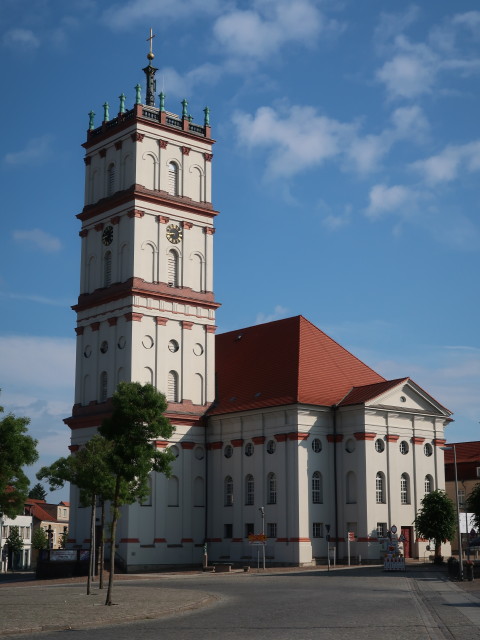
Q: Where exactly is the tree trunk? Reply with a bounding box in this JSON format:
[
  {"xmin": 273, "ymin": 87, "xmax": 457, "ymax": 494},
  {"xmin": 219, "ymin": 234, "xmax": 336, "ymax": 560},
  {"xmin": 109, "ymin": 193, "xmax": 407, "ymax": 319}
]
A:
[
  {"xmin": 87, "ymin": 493, "xmax": 96, "ymax": 595},
  {"xmin": 99, "ymin": 500, "xmax": 105, "ymax": 589},
  {"xmin": 105, "ymin": 477, "xmax": 120, "ymax": 606}
]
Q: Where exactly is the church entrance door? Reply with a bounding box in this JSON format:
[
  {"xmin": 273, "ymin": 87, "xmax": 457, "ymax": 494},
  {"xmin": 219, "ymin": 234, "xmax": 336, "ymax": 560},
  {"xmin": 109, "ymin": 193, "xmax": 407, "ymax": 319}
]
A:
[{"xmin": 401, "ymin": 526, "xmax": 413, "ymax": 558}]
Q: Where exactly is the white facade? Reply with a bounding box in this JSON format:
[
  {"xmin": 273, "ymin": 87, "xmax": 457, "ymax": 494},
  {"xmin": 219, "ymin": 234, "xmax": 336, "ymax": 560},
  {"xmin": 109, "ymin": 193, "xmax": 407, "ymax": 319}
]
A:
[
  {"xmin": 67, "ymin": 59, "xmax": 452, "ymax": 571},
  {"xmin": 0, "ymin": 514, "xmax": 33, "ymax": 571}
]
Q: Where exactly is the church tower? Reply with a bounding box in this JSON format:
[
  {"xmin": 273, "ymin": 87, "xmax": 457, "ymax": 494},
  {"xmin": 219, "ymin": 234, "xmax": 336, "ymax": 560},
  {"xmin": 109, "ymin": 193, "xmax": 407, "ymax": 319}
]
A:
[{"xmin": 65, "ymin": 34, "xmax": 219, "ymax": 568}]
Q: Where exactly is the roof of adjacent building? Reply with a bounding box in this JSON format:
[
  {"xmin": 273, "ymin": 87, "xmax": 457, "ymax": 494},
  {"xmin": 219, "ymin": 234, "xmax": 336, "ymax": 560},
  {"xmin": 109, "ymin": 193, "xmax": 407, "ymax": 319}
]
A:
[
  {"xmin": 444, "ymin": 441, "xmax": 480, "ymax": 464},
  {"xmin": 211, "ymin": 315, "xmax": 387, "ymax": 416}
]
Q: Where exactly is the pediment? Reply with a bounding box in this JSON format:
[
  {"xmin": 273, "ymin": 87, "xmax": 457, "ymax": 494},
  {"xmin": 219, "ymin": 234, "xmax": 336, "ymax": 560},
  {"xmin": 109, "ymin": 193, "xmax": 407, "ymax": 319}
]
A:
[{"xmin": 368, "ymin": 379, "xmax": 451, "ymax": 417}]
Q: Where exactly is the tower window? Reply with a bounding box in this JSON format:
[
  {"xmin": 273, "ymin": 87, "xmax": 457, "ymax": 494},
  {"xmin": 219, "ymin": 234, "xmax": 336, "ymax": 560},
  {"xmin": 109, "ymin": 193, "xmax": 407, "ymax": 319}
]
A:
[
  {"xmin": 224, "ymin": 476, "xmax": 233, "ymax": 506},
  {"xmin": 107, "ymin": 163, "xmax": 115, "ymax": 196},
  {"xmin": 167, "ymin": 250, "xmax": 179, "ymax": 287},
  {"xmin": 167, "ymin": 370, "xmax": 179, "ymax": 402},
  {"xmin": 400, "ymin": 473, "xmax": 410, "ymax": 504},
  {"xmin": 245, "ymin": 474, "xmax": 254, "ymax": 506},
  {"xmin": 168, "ymin": 162, "xmax": 179, "ymax": 196},
  {"xmin": 103, "ymin": 251, "xmax": 112, "ymax": 287},
  {"xmin": 312, "ymin": 471, "xmax": 322, "ymax": 504},
  {"xmin": 267, "ymin": 472, "xmax": 277, "ymax": 505},
  {"xmin": 376, "ymin": 472, "xmax": 385, "ymax": 504},
  {"xmin": 425, "ymin": 474, "xmax": 434, "ymax": 495}
]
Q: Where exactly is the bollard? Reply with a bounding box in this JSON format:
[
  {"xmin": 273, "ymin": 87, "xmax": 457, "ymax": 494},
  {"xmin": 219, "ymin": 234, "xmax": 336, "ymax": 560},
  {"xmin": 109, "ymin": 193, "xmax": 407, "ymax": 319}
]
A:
[{"xmin": 466, "ymin": 563, "xmax": 474, "ymax": 582}]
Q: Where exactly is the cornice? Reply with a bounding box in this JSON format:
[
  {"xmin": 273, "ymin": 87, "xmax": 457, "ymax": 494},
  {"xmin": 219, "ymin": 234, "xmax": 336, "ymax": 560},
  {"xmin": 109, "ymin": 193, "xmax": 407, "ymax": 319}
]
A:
[
  {"xmin": 73, "ymin": 277, "xmax": 221, "ymax": 313},
  {"xmin": 77, "ymin": 184, "xmax": 218, "ymax": 222}
]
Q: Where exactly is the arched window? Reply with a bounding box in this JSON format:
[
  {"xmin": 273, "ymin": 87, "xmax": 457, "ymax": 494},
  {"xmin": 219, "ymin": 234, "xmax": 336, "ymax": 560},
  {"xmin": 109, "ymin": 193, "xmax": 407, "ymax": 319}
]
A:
[
  {"xmin": 267, "ymin": 472, "xmax": 277, "ymax": 504},
  {"xmin": 117, "ymin": 367, "xmax": 125, "ymax": 385},
  {"xmin": 168, "ymin": 162, "xmax": 179, "ymax": 196},
  {"xmin": 312, "ymin": 471, "xmax": 322, "ymax": 504},
  {"xmin": 400, "ymin": 473, "xmax": 410, "ymax": 504},
  {"xmin": 167, "ymin": 249, "xmax": 179, "ymax": 287},
  {"xmin": 376, "ymin": 472, "xmax": 385, "ymax": 504},
  {"xmin": 224, "ymin": 476, "xmax": 233, "ymax": 506},
  {"xmin": 193, "ymin": 476, "xmax": 205, "ymax": 507},
  {"xmin": 143, "ymin": 366, "xmax": 153, "ymax": 385},
  {"xmin": 346, "ymin": 471, "xmax": 357, "ymax": 504},
  {"xmin": 120, "ymin": 243, "xmax": 128, "ymax": 281},
  {"xmin": 193, "ymin": 166, "xmax": 202, "ymax": 201},
  {"xmin": 82, "ymin": 374, "xmax": 90, "ymax": 405},
  {"xmin": 87, "ymin": 255, "xmax": 96, "ymax": 292},
  {"xmin": 192, "ymin": 253, "xmax": 204, "ymax": 292},
  {"xmin": 245, "ymin": 474, "xmax": 254, "ymax": 506},
  {"xmin": 167, "ymin": 370, "xmax": 179, "ymax": 402},
  {"xmin": 99, "ymin": 371, "xmax": 108, "ymax": 402},
  {"xmin": 167, "ymin": 476, "xmax": 179, "ymax": 506},
  {"xmin": 143, "ymin": 243, "xmax": 156, "ymax": 282},
  {"xmin": 424, "ymin": 474, "xmax": 434, "ymax": 494},
  {"xmin": 193, "ymin": 373, "xmax": 204, "ymax": 405},
  {"xmin": 107, "ymin": 163, "xmax": 115, "ymax": 196},
  {"xmin": 103, "ymin": 251, "xmax": 112, "ymax": 287}
]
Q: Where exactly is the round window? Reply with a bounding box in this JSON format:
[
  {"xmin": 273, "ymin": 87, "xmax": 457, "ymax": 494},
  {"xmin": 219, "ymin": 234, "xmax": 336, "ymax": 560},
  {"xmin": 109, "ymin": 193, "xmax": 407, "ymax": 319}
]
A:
[
  {"xmin": 193, "ymin": 343, "xmax": 204, "ymax": 356},
  {"xmin": 424, "ymin": 443, "xmax": 433, "ymax": 457},
  {"xmin": 312, "ymin": 438, "xmax": 322, "ymax": 453},
  {"xmin": 345, "ymin": 439, "xmax": 356, "ymax": 453},
  {"xmin": 399, "ymin": 441, "xmax": 409, "ymax": 455},
  {"xmin": 194, "ymin": 446, "xmax": 205, "ymax": 460},
  {"xmin": 266, "ymin": 440, "xmax": 276, "ymax": 454},
  {"xmin": 168, "ymin": 339, "xmax": 179, "ymax": 353},
  {"xmin": 224, "ymin": 445, "xmax": 233, "ymax": 459},
  {"xmin": 100, "ymin": 340, "xmax": 108, "ymax": 354},
  {"xmin": 245, "ymin": 442, "xmax": 254, "ymax": 457},
  {"xmin": 142, "ymin": 335, "xmax": 154, "ymax": 349},
  {"xmin": 118, "ymin": 336, "xmax": 126, "ymax": 349},
  {"xmin": 84, "ymin": 345, "xmax": 92, "ymax": 358},
  {"xmin": 375, "ymin": 439, "xmax": 385, "ymax": 453}
]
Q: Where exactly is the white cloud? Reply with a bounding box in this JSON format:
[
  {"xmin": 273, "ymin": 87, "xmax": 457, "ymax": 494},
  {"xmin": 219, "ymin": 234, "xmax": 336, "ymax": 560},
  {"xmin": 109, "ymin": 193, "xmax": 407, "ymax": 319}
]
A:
[
  {"xmin": 12, "ymin": 228, "xmax": 62, "ymax": 253},
  {"xmin": 159, "ymin": 63, "xmax": 223, "ymax": 98},
  {"xmin": 411, "ymin": 140, "xmax": 480, "ymax": 185},
  {"xmin": 0, "ymin": 291, "xmax": 69, "ymax": 307},
  {"xmin": 366, "ymin": 184, "xmax": 418, "ymax": 219},
  {"xmin": 103, "ymin": 0, "xmax": 222, "ymax": 30},
  {"xmin": 213, "ymin": 0, "xmax": 336, "ymax": 60},
  {"xmin": 4, "ymin": 135, "xmax": 52, "ymax": 166},
  {"xmin": 3, "ymin": 28, "xmax": 40, "ymax": 49},
  {"xmin": 256, "ymin": 305, "xmax": 289, "ymax": 325},
  {"xmin": 452, "ymin": 11, "xmax": 480, "ymax": 33}
]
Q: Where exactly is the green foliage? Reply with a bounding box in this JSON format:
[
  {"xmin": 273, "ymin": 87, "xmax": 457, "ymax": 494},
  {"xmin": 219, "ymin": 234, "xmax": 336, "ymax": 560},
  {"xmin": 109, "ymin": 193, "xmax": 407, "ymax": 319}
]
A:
[
  {"xmin": 99, "ymin": 382, "xmax": 174, "ymax": 605},
  {"xmin": 60, "ymin": 528, "xmax": 68, "ymax": 549},
  {"xmin": 32, "ymin": 527, "xmax": 48, "ymax": 551},
  {"xmin": 37, "ymin": 435, "xmax": 116, "ymax": 506},
  {"xmin": 28, "ymin": 482, "xmax": 47, "ymax": 501},
  {"xmin": 414, "ymin": 490, "xmax": 457, "ymax": 557},
  {"xmin": 465, "ymin": 483, "xmax": 480, "ymax": 531},
  {"xmin": 6, "ymin": 526, "xmax": 24, "ymax": 554},
  {"xmin": 0, "ymin": 396, "xmax": 38, "ymax": 518}
]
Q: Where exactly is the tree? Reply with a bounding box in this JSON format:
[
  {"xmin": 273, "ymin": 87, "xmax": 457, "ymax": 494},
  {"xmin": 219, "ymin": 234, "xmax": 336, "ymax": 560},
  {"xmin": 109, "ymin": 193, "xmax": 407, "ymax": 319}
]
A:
[
  {"xmin": 465, "ymin": 483, "xmax": 480, "ymax": 531},
  {"xmin": 99, "ymin": 382, "xmax": 175, "ymax": 606},
  {"xmin": 0, "ymin": 397, "xmax": 38, "ymax": 518},
  {"xmin": 32, "ymin": 527, "xmax": 48, "ymax": 551},
  {"xmin": 37, "ymin": 435, "xmax": 116, "ymax": 595},
  {"xmin": 6, "ymin": 526, "xmax": 23, "ymax": 570},
  {"xmin": 414, "ymin": 490, "xmax": 457, "ymax": 561},
  {"xmin": 28, "ymin": 483, "xmax": 47, "ymax": 501}
]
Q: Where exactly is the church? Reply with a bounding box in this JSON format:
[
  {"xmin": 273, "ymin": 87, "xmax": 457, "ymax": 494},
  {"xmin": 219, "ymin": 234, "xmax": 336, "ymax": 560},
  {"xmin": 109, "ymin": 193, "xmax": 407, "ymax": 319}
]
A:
[{"xmin": 65, "ymin": 42, "xmax": 452, "ymax": 571}]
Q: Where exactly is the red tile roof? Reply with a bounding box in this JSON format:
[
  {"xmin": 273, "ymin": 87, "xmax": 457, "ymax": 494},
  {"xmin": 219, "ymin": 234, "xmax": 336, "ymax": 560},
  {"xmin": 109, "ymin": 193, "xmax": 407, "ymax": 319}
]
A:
[
  {"xmin": 28, "ymin": 503, "xmax": 56, "ymax": 523},
  {"xmin": 444, "ymin": 441, "xmax": 480, "ymax": 464},
  {"xmin": 338, "ymin": 378, "xmax": 409, "ymax": 406},
  {"xmin": 212, "ymin": 316, "xmax": 385, "ymax": 415}
]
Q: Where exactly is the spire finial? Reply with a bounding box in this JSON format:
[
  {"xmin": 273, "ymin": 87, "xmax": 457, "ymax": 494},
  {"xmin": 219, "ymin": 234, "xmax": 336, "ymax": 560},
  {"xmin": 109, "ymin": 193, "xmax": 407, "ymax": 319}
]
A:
[{"xmin": 146, "ymin": 28, "xmax": 155, "ymax": 62}]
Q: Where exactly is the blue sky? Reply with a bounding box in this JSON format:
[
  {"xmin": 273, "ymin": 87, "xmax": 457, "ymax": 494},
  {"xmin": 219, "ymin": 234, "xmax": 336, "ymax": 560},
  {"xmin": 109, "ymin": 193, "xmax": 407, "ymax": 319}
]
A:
[{"xmin": 1, "ymin": 0, "xmax": 479, "ymax": 502}]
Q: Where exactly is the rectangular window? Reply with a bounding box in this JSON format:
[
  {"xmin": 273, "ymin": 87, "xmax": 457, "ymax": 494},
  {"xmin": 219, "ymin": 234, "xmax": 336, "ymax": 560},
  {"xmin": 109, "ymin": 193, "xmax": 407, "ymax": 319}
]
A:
[
  {"xmin": 376, "ymin": 522, "xmax": 387, "ymax": 537},
  {"xmin": 313, "ymin": 522, "xmax": 323, "ymax": 538},
  {"xmin": 267, "ymin": 523, "xmax": 277, "ymax": 538},
  {"xmin": 25, "ymin": 528, "xmax": 30, "ymax": 540},
  {"xmin": 458, "ymin": 489, "xmax": 465, "ymax": 507},
  {"xmin": 2, "ymin": 526, "xmax": 8, "ymax": 538},
  {"xmin": 224, "ymin": 524, "xmax": 233, "ymax": 539},
  {"xmin": 245, "ymin": 522, "xmax": 254, "ymax": 538}
]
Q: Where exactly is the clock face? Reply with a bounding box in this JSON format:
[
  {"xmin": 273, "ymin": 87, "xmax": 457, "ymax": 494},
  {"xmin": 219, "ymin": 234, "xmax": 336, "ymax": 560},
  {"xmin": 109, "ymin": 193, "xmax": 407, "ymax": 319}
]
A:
[
  {"xmin": 166, "ymin": 224, "xmax": 182, "ymax": 244},
  {"xmin": 102, "ymin": 225, "xmax": 114, "ymax": 246}
]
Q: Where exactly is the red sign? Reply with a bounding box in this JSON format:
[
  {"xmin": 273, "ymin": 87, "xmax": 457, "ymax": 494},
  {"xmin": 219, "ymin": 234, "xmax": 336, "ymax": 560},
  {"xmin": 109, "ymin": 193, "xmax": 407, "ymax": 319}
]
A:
[{"xmin": 348, "ymin": 531, "xmax": 355, "ymax": 542}]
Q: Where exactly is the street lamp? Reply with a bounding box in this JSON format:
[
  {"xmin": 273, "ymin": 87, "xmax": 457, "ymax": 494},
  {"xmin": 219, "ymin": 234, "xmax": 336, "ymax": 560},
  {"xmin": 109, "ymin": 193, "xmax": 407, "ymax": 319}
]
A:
[
  {"xmin": 259, "ymin": 507, "xmax": 265, "ymax": 570},
  {"xmin": 441, "ymin": 445, "xmax": 463, "ymax": 581}
]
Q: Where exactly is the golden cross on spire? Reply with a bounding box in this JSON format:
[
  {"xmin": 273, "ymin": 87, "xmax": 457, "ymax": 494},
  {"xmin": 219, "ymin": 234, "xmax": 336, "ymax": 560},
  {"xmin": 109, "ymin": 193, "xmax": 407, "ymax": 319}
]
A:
[{"xmin": 146, "ymin": 28, "xmax": 155, "ymax": 59}]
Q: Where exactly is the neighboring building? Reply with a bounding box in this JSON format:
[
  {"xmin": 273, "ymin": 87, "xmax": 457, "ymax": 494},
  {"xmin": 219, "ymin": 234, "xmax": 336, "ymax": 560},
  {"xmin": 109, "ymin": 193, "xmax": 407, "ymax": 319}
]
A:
[
  {"xmin": 66, "ymin": 42, "xmax": 453, "ymax": 571},
  {"xmin": 25, "ymin": 499, "xmax": 70, "ymax": 549},
  {"xmin": 444, "ymin": 442, "xmax": 480, "ymax": 553},
  {"xmin": 0, "ymin": 513, "xmax": 32, "ymax": 571}
]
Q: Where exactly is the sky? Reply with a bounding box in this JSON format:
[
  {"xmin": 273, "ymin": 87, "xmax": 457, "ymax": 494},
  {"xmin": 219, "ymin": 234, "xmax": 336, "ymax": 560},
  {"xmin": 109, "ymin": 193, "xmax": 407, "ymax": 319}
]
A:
[{"xmin": 0, "ymin": 0, "xmax": 479, "ymax": 503}]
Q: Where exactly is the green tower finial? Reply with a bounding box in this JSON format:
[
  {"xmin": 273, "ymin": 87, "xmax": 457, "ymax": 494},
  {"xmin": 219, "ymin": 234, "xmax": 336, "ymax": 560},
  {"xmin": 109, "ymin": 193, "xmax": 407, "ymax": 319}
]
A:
[
  {"xmin": 159, "ymin": 91, "xmax": 165, "ymax": 112},
  {"xmin": 203, "ymin": 106, "xmax": 210, "ymax": 126},
  {"xmin": 188, "ymin": 114, "xmax": 193, "ymax": 123},
  {"xmin": 88, "ymin": 110, "xmax": 95, "ymax": 131},
  {"xmin": 181, "ymin": 99, "xmax": 188, "ymax": 119},
  {"xmin": 135, "ymin": 84, "xmax": 142, "ymax": 105},
  {"xmin": 103, "ymin": 102, "xmax": 109, "ymax": 122},
  {"xmin": 119, "ymin": 93, "xmax": 126, "ymax": 114}
]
